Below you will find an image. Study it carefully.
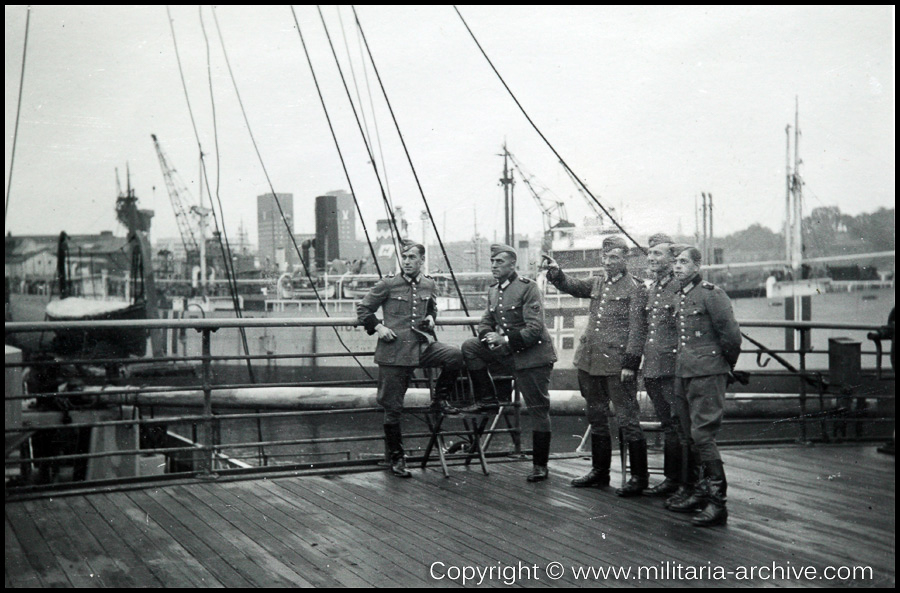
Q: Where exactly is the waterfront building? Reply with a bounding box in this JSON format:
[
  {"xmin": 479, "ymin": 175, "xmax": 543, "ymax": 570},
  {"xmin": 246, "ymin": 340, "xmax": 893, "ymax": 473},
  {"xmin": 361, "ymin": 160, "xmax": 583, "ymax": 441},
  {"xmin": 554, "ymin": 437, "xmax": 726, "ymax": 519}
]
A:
[{"xmin": 257, "ymin": 193, "xmax": 296, "ymax": 272}]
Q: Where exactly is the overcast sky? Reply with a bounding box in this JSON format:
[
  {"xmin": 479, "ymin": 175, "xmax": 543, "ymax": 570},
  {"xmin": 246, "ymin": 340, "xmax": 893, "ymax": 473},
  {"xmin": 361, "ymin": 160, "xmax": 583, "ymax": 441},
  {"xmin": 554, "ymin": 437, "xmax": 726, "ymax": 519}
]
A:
[{"xmin": 4, "ymin": 5, "xmax": 895, "ymax": 248}]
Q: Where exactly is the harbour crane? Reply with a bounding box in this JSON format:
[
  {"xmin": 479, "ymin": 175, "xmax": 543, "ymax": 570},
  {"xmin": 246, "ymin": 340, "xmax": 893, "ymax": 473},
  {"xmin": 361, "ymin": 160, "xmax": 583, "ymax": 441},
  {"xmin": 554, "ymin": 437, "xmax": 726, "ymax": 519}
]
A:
[
  {"xmin": 507, "ymin": 152, "xmax": 572, "ymax": 252},
  {"xmin": 560, "ymin": 161, "xmax": 607, "ymax": 224},
  {"xmin": 151, "ymin": 134, "xmax": 201, "ymax": 259}
]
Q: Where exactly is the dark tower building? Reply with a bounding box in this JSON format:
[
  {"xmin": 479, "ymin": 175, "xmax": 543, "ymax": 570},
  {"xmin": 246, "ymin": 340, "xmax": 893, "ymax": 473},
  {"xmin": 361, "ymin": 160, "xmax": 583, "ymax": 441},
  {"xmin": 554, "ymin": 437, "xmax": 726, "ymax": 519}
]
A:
[{"xmin": 315, "ymin": 191, "xmax": 363, "ymax": 271}]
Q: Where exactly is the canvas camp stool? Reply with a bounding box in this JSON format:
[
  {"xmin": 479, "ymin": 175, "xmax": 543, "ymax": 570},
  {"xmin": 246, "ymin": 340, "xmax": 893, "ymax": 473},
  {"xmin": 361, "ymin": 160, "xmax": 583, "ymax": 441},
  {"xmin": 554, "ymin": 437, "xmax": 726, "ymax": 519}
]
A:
[
  {"xmin": 618, "ymin": 421, "xmax": 665, "ymax": 488},
  {"xmin": 420, "ymin": 369, "xmax": 490, "ymax": 477}
]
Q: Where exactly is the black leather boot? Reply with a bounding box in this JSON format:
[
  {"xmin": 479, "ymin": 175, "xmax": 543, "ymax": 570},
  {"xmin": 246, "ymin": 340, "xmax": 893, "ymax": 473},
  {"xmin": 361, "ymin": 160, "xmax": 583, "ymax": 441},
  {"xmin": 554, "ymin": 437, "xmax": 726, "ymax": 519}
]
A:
[
  {"xmin": 668, "ymin": 458, "xmax": 707, "ymax": 513},
  {"xmin": 571, "ymin": 437, "xmax": 611, "ymax": 488},
  {"xmin": 383, "ymin": 424, "xmax": 411, "ymax": 478},
  {"xmin": 616, "ymin": 439, "xmax": 649, "ymax": 497},
  {"xmin": 692, "ymin": 460, "xmax": 727, "ymax": 527},
  {"xmin": 460, "ymin": 369, "xmax": 499, "ymax": 413},
  {"xmin": 665, "ymin": 445, "xmax": 697, "ymax": 509},
  {"xmin": 493, "ymin": 377, "xmax": 514, "ymax": 403},
  {"xmin": 431, "ymin": 369, "xmax": 460, "ymax": 415},
  {"xmin": 644, "ymin": 436, "xmax": 681, "ymax": 496},
  {"xmin": 527, "ymin": 431, "xmax": 551, "ymax": 482}
]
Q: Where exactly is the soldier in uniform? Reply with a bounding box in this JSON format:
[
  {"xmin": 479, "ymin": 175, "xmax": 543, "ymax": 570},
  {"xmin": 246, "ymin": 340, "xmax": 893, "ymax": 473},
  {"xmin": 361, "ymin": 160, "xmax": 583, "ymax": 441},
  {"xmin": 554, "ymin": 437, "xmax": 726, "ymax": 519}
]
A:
[
  {"xmin": 666, "ymin": 245, "xmax": 742, "ymax": 526},
  {"xmin": 357, "ymin": 241, "xmax": 465, "ymax": 478},
  {"xmin": 460, "ymin": 243, "xmax": 558, "ymax": 482},
  {"xmin": 622, "ymin": 233, "xmax": 684, "ymax": 497},
  {"xmin": 544, "ymin": 235, "xmax": 648, "ymax": 496}
]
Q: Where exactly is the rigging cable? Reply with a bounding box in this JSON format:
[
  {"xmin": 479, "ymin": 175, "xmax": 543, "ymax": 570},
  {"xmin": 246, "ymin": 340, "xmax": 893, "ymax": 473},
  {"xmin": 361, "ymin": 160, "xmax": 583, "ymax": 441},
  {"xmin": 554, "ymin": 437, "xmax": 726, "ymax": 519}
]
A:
[
  {"xmin": 166, "ymin": 5, "xmax": 256, "ymax": 383},
  {"xmin": 289, "ymin": 6, "xmax": 394, "ymax": 273},
  {"xmin": 312, "ymin": 6, "xmax": 408, "ymax": 269},
  {"xmin": 211, "ymin": 6, "xmax": 375, "ymax": 380},
  {"xmin": 5, "ymin": 6, "xmax": 30, "ymax": 223},
  {"xmin": 336, "ymin": 7, "xmax": 397, "ymax": 213},
  {"xmin": 198, "ymin": 6, "xmax": 257, "ymax": 382},
  {"xmin": 453, "ymin": 5, "xmax": 646, "ymax": 254},
  {"xmin": 351, "ymin": 5, "xmax": 476, "ymax": 331}
]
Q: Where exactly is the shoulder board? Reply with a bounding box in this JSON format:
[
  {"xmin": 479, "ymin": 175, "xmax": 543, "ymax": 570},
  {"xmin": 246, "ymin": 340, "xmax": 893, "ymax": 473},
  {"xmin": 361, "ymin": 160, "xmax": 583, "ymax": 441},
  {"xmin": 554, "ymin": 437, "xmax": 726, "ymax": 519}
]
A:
[
  {"xmin": 423, "ymin": 274, "xmax": 433, "ymax": 279},
  {"xmin": 702, "ymin": 281, "xmax": 715, "ymax": 290},
  {"xmin": 386, "ymin": 272, "xmax": 396, "ymax": 278},
  {"xmin": 519, "ymin": 277, "xmax": 531, "ymax": 283}
]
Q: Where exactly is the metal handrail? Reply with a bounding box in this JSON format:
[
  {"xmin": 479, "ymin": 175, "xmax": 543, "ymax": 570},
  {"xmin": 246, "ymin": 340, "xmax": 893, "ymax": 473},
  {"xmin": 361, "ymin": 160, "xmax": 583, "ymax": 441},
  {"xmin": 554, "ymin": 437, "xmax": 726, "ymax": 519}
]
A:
[
  {"xmin": 3, "ymin": 316, "xmax": 886, "ymax": 332},
  {"xmin": 5, "ymin": 316, "xmax": 893, "ymax": 495}
]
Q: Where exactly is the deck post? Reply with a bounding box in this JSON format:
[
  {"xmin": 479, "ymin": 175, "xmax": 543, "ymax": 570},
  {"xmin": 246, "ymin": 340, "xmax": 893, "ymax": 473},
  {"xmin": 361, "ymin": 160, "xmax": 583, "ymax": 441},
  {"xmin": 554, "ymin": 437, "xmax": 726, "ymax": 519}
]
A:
[{"xmin": 197, "ymin": 327, "xmax": 218, "ymax": 478}]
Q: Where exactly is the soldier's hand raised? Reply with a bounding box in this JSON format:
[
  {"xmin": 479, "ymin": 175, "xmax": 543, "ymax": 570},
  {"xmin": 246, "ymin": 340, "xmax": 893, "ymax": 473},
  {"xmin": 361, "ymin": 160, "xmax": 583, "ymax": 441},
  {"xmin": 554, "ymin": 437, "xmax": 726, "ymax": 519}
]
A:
[{"xmin": 541, "ymin": 253, "xmax": 559, "ymax": 271}]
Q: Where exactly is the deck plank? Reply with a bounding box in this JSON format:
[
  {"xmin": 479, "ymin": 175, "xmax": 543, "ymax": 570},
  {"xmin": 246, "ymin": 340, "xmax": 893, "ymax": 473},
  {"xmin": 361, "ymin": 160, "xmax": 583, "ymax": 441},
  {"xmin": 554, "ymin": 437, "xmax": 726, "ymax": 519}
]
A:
[
  {"xmin": 5, "ymin": 518, "xmax": 43, "ymax": 588},
  {"xmin": 4, "ymin": 444, "xmax": 895, "ymax": 588},
  {"xmin": 145, "ymin": 486, "xmax": 304, "ymax": 587},
  {"xmin": 29, "ymin": 497, "xmax": 138, "ymax": 589},
  {"xmin": 273, "ymin": 477, "xmax": 449, "ymax": 587},
  {"xmin": 97, "ymin": 491, "xmax": 224, "ymax": 587},
  {"xmin": 123, "ymin": 489, "xmax": 255, "ymax": 587},
  {"xmin": 248, "ymin": 478, "xmax": 420, "ymax": 587},
  {"xmin": 194, "ymin": 482, "xmax": 366, "ymax": 588},
  {"xmin": 293, "ymin": 472, "xmax": 549, "ymax": 587},
  {"xmin": 169, "ymin": 484, "xmax": 316, "ymax": 587},
  {"xmin": 221, "ymin": 480, "xmax": 395, "ymax": 587},
  {"xmin": 20, "ymin": 500, "xmax": 101, "ymax": 587},
  {"xmin": 66, "ymin": 496, "xmax": 166, "ymax": 587}
]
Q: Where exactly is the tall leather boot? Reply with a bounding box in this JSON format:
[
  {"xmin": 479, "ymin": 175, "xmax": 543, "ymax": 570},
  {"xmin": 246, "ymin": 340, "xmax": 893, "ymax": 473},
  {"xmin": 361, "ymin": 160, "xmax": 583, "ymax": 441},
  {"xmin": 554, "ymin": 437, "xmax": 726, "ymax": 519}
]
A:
[
  {"xmin": 616, "ymin": 439, "xmax": 649, "ymax": 497},
  {"xmin": 460, "ymin": 369, "xmax": 499, "ymax": 413},
  {"xmin": 692, "ymin": 460, "xmax": 727, "ymax": 527},
  {"xmin": 665, "ymin": 445, "xmax": 698, "ymax": 509},
  {"xmin": 571, "ymin": 436, "xmax": 612, "ymax": 488},
  {"xmin": 644, "ymin": 436, "xmax": 681, "ymax": 496},
  {"xmin": 526, "ymin": 431, "xmax": 551, "ymax": 482},
  {"xmin": 493, "ymin": 377, "xmax": 514, "ymax": 403},
  {"xmin": 383, "ymin": 424, "xmax": 411, "ymax": 478},
  {"xmin": 432, "ymin": 369, "xmax": 460, "ymax": 415},
  {"xmin": 668, "ymin": 457, "xmax": 707, "ymax": 513}
]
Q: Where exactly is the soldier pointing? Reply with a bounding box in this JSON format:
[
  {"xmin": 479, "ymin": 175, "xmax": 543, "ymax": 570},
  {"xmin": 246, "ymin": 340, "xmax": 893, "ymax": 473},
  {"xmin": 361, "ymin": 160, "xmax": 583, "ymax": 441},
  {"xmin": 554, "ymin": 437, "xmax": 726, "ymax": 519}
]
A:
[{"xmin": 544, "ymin": 235, "xmax": 648, "ymax": 496}]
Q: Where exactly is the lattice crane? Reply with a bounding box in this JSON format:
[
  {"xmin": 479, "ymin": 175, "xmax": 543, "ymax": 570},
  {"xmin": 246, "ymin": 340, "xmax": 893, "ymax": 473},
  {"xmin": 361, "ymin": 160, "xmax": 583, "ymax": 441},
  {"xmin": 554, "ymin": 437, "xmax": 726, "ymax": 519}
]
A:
[
  {"xmin": 507, "ymin": 153, "xmax": 571, "ymax": 251},
  {"xmin": 151, "ymin": 134, "xmax": 200, "ymax": 257}
]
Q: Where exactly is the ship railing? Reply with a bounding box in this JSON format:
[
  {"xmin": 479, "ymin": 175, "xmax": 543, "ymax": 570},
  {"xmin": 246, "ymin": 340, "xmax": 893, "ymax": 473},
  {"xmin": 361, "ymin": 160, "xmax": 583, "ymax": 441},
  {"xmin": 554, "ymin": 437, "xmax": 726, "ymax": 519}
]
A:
[
  {"xmin": 4, "ymin": 317, "xmax": 893, "ymax": 496},
  {"xmin": 4, "ymin": 316, "xmax": 522, "ymax": 497}
]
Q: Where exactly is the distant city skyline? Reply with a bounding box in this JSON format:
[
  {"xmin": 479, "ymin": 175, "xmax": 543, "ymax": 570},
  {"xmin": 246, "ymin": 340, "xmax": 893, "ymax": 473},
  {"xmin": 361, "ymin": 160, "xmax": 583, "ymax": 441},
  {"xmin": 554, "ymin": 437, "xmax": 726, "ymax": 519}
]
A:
[{"xmin": 5, "ymin": 6, "xmax": 895, "ymax": 247}]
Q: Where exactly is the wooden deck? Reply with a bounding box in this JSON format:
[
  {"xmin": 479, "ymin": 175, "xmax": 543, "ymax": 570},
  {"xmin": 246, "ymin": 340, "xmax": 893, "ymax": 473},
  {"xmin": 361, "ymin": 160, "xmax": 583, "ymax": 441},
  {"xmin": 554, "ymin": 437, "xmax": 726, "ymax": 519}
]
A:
[{"xmin": 5, "ymin": 444, "xmax": 895, "ymax": 587}]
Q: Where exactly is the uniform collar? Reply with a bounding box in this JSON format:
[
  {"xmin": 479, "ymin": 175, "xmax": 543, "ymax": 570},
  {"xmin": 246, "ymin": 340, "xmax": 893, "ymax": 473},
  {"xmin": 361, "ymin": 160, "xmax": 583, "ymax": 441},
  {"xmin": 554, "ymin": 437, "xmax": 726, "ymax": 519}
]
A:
[
  {"xmin": 499, "ymin": 272, "xmax": 518, "ymax": 290},
  {"xmin": 655, "ymin": 272, "xmax": 675, "ymax": 288},
  {"xmin": 606, "ymin": 272, "xmax": 625, "ymax": 284},
  {"xmin": 680, "ymin": 273, "xmax": 702, "ymax": 294},
  {"xmin": 402, "ymin": 272, "xmax": 421, "ymax": 284}
]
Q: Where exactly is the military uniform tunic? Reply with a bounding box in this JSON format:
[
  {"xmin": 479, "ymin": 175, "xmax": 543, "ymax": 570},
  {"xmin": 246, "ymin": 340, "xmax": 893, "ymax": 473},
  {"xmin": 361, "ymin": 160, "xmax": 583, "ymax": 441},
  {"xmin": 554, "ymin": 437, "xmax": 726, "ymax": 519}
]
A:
[
  {"xmin": 671, "ymin": 274, "xmax": 742, "ymax": 462},
  {"xmin": 624, "ymin": 273, "xmax": 680, "ymax": 379},
  {"xmin": 546, "ymin": 268, "xmax": 644, "ymax": 442},
  {"xmin": 357, "ymin": 272, "xmax": 463, "ymax": 424},
  {"xmin": 623, "ymin": 272, "xmax": 682, "ymax": 444},
  {"xmin": 547, "ymin": 268, "xmax": 638, "ymax": 375},
  {"xmin": 476, "ymin": 273, "xmax": 557, "ymax": 369},
  {"xmin": 461, "ymin": 273, "xmax": 556, "ymax": 431}
]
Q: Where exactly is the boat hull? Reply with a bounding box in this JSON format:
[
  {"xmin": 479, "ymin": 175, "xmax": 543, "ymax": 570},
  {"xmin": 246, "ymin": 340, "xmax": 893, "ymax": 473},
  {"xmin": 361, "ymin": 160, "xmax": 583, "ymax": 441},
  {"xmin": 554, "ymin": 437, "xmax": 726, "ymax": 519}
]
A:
[{"xmin": 48, "ymin": 302, "xmax": 149, "ymax": 358}]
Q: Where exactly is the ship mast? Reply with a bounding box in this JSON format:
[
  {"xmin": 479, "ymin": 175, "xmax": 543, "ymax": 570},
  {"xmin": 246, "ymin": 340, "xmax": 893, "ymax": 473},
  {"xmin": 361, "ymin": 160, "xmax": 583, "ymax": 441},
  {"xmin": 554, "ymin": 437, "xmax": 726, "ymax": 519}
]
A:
[
  {"xmin": 784, "ymin": 96, "xmax": 809, "ymax": 351},
  {"xmin": 500, "ymin": 143, "xmax": 515, "ymax": 249},
  {"xmin": 791, "ymin": 97, "xmax": 803, "ymax": 278}
]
